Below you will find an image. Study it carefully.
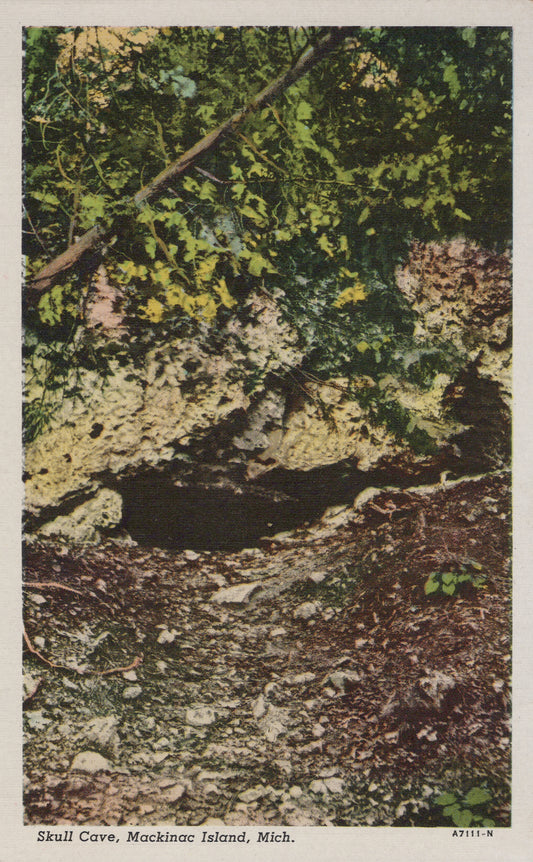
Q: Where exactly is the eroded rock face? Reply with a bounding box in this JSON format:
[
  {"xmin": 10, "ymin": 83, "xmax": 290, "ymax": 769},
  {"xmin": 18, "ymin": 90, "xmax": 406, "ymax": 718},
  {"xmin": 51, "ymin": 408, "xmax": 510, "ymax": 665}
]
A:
[
  {"xmin": 396, "ymin": 238, "xmax": 512, "ymax": 402},
  {"xmin": 24, "ymin": 242, "xmax": 511, "ymax": 546},
  {"xmin": 37, "ymin": 489, "xmax": 122, "ymax": 544},
  {"xmin": 24, "ymin": 292, "xmax": 302, "ymax": 521},
  {"xmin": 245, "ymin": 372, "xmax": 463, "ymax": 479}
]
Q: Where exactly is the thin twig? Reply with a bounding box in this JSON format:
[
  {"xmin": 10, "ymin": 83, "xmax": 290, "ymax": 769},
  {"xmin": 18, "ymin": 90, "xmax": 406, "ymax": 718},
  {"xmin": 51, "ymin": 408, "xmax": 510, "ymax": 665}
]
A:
[
  {"xmin": 24, "ymin": 625, "xmax": 144, "ymax": 677},
  {"xmin": 23, "ymin": 627, "xmax": 61, "ymax": 669},
  {"xmin": 94, "ymin": 654, "xmax": 144, "ymax": 677},
  {"xmin": 23, "ymin": 581, "xmax": 85, "ymax": 595}
]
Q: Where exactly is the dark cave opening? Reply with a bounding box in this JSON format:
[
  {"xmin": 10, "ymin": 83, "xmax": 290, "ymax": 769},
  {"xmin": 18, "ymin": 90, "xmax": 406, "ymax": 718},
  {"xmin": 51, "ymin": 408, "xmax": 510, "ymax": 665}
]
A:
[
  {"xmin": 112, "ymin": 452, "xmax": 461, "ymax": 552},
  {"xmin": 115, "ymin": 473, "xmax": 329, "ymax": 552}
]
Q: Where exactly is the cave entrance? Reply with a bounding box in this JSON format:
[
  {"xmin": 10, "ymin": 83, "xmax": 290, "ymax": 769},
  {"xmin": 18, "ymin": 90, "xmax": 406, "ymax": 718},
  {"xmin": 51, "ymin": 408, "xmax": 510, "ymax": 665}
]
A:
[
  {"xmin": 115, "ymin": 472, "xmax": 327, "ymax": 552},
  {"xmin": 113, "ymin": 456, "xmax": 449, "ymax": 552}
]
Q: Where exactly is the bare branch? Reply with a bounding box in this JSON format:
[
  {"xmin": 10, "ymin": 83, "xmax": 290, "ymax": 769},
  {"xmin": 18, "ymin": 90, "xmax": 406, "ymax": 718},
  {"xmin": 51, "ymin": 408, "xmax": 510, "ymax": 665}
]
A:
[{"xmin": 25, "ymin": 28, "xmax": 349, "ymax": 304}]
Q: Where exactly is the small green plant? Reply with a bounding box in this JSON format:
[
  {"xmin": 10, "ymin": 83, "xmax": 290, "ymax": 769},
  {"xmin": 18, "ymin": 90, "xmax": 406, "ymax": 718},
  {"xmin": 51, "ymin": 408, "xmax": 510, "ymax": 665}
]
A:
[
  {"xmin": 424, "ymin": 562, "xmax": 485, "ymax": 597},
  {"xmin": 434, "ymin": 786, "xmax": 495, "ymax": 827}
]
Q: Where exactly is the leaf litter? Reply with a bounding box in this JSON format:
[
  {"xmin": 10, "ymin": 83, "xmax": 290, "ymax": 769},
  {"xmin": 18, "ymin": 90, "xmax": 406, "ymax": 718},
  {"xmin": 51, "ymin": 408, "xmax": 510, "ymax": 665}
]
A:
[{"xmin": 23, "ymin": 472, "xmax": 511, "ymax": 826}]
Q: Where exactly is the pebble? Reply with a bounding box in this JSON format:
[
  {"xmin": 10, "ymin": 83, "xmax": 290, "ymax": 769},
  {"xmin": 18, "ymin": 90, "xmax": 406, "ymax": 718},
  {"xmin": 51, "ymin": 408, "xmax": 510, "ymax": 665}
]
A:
[
  {"xmin": 325, "ymin": 670, "xmax": 361, "ymax": 693},
  {"xmin": 309, "ymin": 779, "xmax": 328, "ymax": 794},
  {"xmin": 164, "ymin": 784, "xmax": 186, "ymax": 803},
  {"xmin": 312, "ymin": 723, "xmax": 326, "ymax": 738},
  {"xmin": 289, "ymin": 672, "xmax": 316, "ymax": 685},
  {"xmin": 252, "ymin": 694, "xmax": 267, "ymax": 719},
  {"xmin": 324, "ymin": 777, "xmax": 345, "ymax": 794},
  {"xmin": 157, "ymin": 627, "xmax": 179, "ymax": 644},
  {"xmin": 238, "ymin": 787, "xmax": 266, "ymax": 803},
  {"xmin": 258, "ymin": 706, "xmax": 288, "ymax": 742},
  {"xmin": 123, "ymin": 685, "xmax": 142, "ymax": 700},
  {"xmin": 29, "ymin": 594, "xmax": 46, "ymax": 605},
  {"xmin": 186, "ymin": 706, "xmax": 216, "ymax": 727},
  {"xmin": 307, "ymin": 571, "xmax": 326, "ymax": 584},
  {"xmin": 70, "ymin": 751, "xmax": 112, "ymax": 774},
  {"xmin": 210, "ymin": 583, "xmax": 261, "ymax": 605},
  {"xmin": 293, "ymin": 601, "xmax": 320, "ymax": 620},
  {"xmin": 84, "ymin": 716, "xmax": 120, "ymax": 757}
]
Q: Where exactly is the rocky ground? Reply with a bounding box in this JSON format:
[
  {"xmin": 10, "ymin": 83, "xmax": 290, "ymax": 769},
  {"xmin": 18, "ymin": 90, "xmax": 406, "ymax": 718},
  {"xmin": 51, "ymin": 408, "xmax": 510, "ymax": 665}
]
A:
[{"xmin": 23, "ymin": 471, "xmax": 511, "ymax": 827}]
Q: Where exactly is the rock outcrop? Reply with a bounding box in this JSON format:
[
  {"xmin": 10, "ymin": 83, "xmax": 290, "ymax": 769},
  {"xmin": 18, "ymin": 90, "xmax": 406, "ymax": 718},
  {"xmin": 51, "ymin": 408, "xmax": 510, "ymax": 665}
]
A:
[
  {"xmin": 396, "ymin": 238, "xmax": 511, "ymax": 403},
  {"xmin": 23, "ymin": 240, "xmax": 511, "ymax": 547}
]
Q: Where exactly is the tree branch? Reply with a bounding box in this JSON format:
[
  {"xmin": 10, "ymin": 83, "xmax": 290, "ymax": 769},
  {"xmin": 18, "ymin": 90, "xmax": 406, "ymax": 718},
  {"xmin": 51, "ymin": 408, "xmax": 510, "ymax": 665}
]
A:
[{"xmin": 25, "ymin": 27, "xmax": 350, "ymax": 304}]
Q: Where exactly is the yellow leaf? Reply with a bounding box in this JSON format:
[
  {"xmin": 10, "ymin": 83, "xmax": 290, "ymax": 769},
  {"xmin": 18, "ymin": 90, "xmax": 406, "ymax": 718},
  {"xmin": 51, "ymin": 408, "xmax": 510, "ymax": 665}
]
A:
[
  {"xmin": 196, "ymin": 255, "xmax": 218, "ymax": 282},
  {"xmin": 143, "ymin": 298, "xmax": 165, "ymax": 322},
  {"xmin": 193, "ymin": 293, "xmax": 218, "ymax": 321},
  {"xmin": 166, "ymin": 285, "xmax": 186, "ymax": 307},
  {"xmin": 334, "ymin": 281, "xmax": 367, "ymax": 308},
  {"xmin": 212, "ymin": 277, "xmax": 236, "ymax": 308}
]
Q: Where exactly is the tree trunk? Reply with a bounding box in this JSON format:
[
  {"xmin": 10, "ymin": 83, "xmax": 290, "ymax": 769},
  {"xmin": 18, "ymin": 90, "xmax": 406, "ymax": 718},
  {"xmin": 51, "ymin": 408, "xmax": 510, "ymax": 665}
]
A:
[{"xmin": 26, "ymin": 28, "xmax": 350, "ymax": 304}]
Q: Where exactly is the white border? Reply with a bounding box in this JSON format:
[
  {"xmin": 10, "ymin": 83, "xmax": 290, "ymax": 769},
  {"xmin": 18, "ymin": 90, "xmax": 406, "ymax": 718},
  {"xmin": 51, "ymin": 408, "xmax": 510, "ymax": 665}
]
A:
[{"xmin": 3, "ymin": 2, "xmax": 532, "ymax": 860}]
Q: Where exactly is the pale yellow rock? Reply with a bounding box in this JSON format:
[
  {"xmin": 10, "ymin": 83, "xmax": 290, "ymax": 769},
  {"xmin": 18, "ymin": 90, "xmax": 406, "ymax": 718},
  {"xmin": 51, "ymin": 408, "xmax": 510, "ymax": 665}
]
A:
[
  {"xmin": 37, "ymin": 488, "xmax": 122, "ymax": 544},
  {"xmin": 25, "ymin": 292, "xmax": 303, "ymax": 519}
]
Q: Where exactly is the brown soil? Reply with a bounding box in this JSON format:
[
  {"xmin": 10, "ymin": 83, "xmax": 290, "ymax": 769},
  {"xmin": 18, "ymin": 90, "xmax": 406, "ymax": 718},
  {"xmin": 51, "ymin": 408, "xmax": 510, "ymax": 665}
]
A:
[{"xmin": 23, "ymin": 471, "xmax": 511, "ymax": 827}]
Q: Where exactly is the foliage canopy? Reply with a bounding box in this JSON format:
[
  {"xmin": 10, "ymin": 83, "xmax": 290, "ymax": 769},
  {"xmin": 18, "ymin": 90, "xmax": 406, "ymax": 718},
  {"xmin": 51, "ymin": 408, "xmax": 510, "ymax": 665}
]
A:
[{"xmin": 23, "ymin": 26, "xmax": 511, "ymax": 439}]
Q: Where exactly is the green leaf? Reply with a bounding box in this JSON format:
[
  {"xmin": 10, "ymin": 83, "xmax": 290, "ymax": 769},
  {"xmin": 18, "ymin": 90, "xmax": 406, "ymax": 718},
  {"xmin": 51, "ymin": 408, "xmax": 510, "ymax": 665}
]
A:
[
  {"xmin": 240, "ymin": 204, "xmax": 265, "ymax": 225},
  {"xmin": 80, "ymin": 193, "xmax": 106, "ymax": 222},
  {"xmin": 442, "ymin": 572, "xmax": 455, "ymax": 585},
  {"xmin": 145, "ymin": 236, "xmax": 157, "ymax": 259},
  {"xmin": 454, "ymin": 207, "xmax": 472, "ymax": 221},
  {"xmin": 464, "ymin": 787, "xmax": 492, "ymax": 807},
  {"xmin": 435, "ymin": 792, "xmax": 457, "ymax": 807},
  {"xmin": 451, "ymin": 808, "xmax": 473, "ymax": 828},
  {"xmin": 443, "ymin": 63, "xmax": 461, "ymax": 99},
  {"xmin": 198, "ymin": 181, "xmax": 217, "ymax": 201},
  {"xmin": 294, "ymin": 121, "xmax": 318, "ymax": 150},
  {"xmin": 424, "ymin": 576, "xmax": 440, "ymax": 596},
  {"xmin": 248, "ymin": 252, "xmax": 277, "ymax": 277},
  {"xmin": 296, "ymin": 100, "xmax": 313, "ymax": 120},
  {"xmin": 317, "ymin": 234, "xmax": 334, "ymax": 257},
  {"xmin": 461, "ymin": 28, "xmax": 477, "ymax": 48},
  {"xmin": 232, "ymin": 182, "xmax": 246, "ymax": 199},
  {"xmin": 442, "ymin": 582, "xmax": 456, "ymax": 596}
]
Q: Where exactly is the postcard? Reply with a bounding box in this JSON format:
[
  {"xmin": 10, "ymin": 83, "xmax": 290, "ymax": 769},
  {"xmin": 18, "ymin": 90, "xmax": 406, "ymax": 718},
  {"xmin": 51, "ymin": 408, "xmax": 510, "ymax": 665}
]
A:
[{"xmin": 3, "ymin": 1, "xmax": 532, "ymax": 860}]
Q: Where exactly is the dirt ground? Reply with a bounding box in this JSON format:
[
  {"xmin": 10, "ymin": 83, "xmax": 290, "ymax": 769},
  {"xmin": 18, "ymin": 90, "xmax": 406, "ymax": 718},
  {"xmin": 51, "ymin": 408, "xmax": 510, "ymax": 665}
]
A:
[{"xmin": 23, "ymin": 471, "xmax": 511, "ymax": 827}]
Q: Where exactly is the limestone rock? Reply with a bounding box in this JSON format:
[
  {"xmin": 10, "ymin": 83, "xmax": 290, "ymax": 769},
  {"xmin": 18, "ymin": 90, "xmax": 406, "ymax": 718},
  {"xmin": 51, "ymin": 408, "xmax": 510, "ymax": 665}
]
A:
[
  {"xmin": 247, "ymin": 377, "xmax": 401, "ymax": 476},
  {"xmin": 257, "ymin": 705, "xmax": 289, "ymax": 741},
  {"xmin": 70, "ymin": 751, "xmax": 112, "ymax": 773},
  {"xmin": 324, "ymin": 670, "xmax": 361, "ymax": 693},
  {"xmin": 210, "ymin": 583, "xmax": 261, "ymax": 605},
  {"xmin": 83, "ymin": 716, "xmax": 121, "ymax": 759},
  {"xmin": 37, "ymin": 488, "xmax": 122, "ymax": 544},
  {"xmin": 293, "ymin": 601, "xmax": 321, "ymax": 620},
  {"xmin": 122, "ymin": 685, "xmax": 143, "ymax": 700},
  {"xmin": 417, "ymin": 670, "xmax": 457, "ymax": 711},
  {"xmin": 24, "ymin": 246, "xmax": 511, "ymax": 541},
  {"xmin": 186, "ymin": 706, "xmax": 216, "ymax": 727},
  {"xmin": 396, "ymin": 239, "xmax": 511, "ymax": 403}
]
